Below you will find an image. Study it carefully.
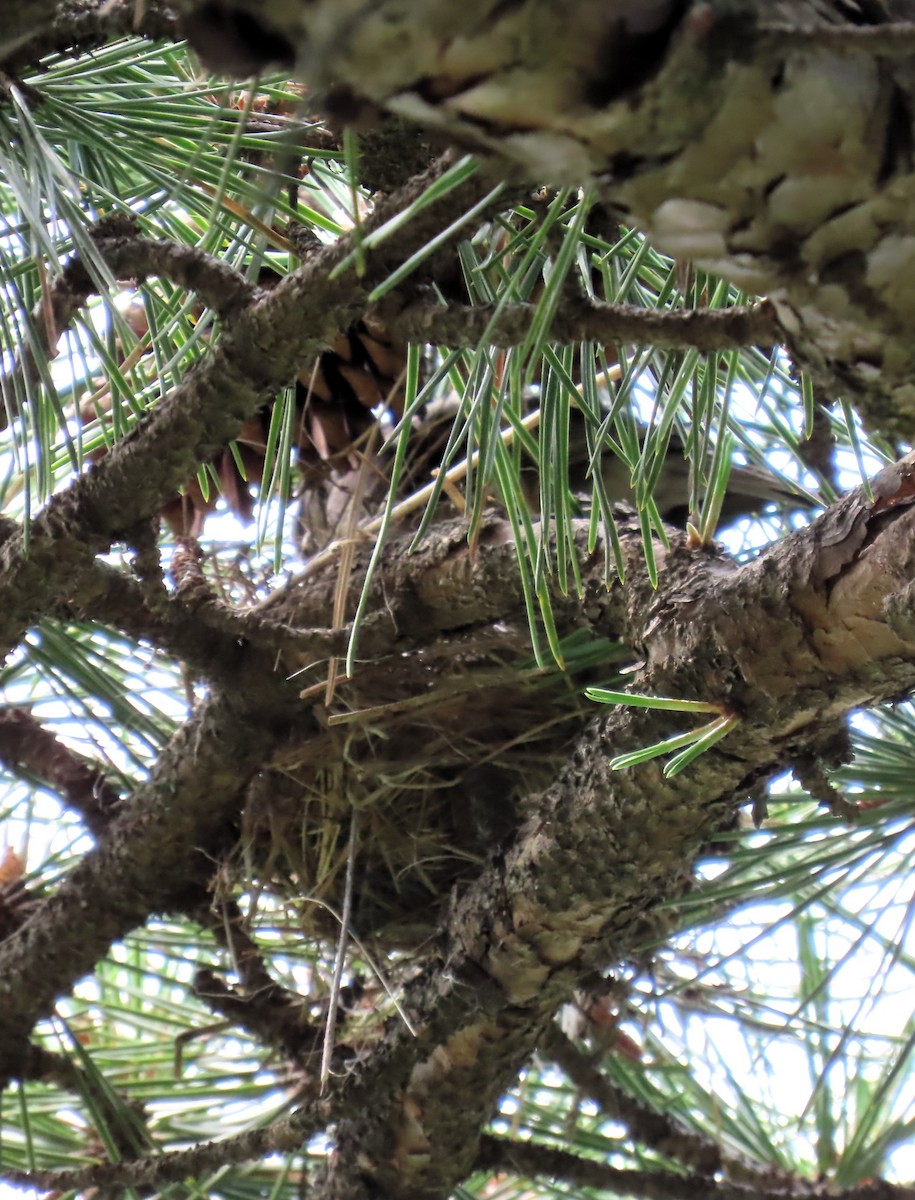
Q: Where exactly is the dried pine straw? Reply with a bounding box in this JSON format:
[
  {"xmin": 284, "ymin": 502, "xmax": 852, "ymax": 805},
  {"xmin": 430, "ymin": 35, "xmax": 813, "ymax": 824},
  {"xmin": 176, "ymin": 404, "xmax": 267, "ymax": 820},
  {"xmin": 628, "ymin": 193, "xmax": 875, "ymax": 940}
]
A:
[{"xmin": 232, "ymin": 628, "xmax": 626, "ymax": 950}]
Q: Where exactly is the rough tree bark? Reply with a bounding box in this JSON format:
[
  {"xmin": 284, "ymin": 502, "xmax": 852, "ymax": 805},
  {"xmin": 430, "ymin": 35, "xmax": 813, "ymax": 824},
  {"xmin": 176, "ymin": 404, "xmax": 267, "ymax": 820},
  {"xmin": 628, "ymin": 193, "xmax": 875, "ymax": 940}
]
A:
[{"xmin": 4, "ymin": 1, "xmax": 915, "ymax": 1197}]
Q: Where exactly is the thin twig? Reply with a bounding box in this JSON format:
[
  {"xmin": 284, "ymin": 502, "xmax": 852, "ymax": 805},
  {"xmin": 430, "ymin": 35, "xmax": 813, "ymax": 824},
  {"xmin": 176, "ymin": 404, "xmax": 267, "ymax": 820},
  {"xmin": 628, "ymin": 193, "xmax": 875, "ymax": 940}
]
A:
[
  {"xmin": 477, "ymin": 1134, "xmax": 830, "ymax": 1200},
  {"xmin": 320, "ymin": 808, "xmax": 359, "ymax": 1091}
]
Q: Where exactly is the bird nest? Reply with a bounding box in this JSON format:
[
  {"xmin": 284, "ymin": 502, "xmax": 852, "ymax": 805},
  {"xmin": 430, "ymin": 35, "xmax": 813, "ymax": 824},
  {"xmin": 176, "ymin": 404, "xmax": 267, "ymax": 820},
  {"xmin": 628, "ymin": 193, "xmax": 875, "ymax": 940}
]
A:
[{"xmin": 232, "ymin": 628, "xmax": 622, "ymax": 951}]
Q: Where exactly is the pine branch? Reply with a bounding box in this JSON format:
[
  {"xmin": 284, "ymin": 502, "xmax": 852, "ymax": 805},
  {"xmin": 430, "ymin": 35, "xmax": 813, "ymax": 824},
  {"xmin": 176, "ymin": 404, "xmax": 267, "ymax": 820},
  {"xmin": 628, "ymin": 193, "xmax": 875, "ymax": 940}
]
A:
[
  {"xmin": 0, "ymin": 706, "xmax": 122, "ymax": 834},
  {"xmin": 0, "ymin": 0, "xmax": 179, "ymax": 75},
  {"xmin": 173, "ymin": 0, "xmax": 915, "ymax": 444},
  {"xmin": 192, "ymin": 967, "xmax": 326, "ymax": 1073},
  {"xmin": 192, "ymin": 899, "xmax": 329, "ymax": 1073},
  {"xmin": 473, "ymin": 1132, "xmax": 816, "ymax": 1200},
  {"xmin": 0, "ymin": 1097, "xmax": 327, "ymax": 1194},
  {"xmin": 383, "ymin": 297, "xmax": 778, "ymax": 352},
  {"xmin": 1, "ymin": 221, "xmax": 258, "ymax": 428},
  {"xmin": 59, "ymin": 560, "xmax": 351, "ymax": 681},
  {"xmin": 541, "ymin": 1025, "xmax": 726, "ymax": 1175},
  {"xmin": 315, "ymin": 455, "xmax": 915, "ymax": 1200},
  {"xmin": 0, "ymin": 688, "xmax": 306, "ymax": 1083},
  {"xmin": 4, "ymin": 450, "xmax": 915, "ymax": 1186},
  {"xmin": 0, "ymin": 152, "xmax": 506, "ymax": 662},
  {"xmin": 476, "ymin": 1135, "xmax": 883, "ymax": 1200}
]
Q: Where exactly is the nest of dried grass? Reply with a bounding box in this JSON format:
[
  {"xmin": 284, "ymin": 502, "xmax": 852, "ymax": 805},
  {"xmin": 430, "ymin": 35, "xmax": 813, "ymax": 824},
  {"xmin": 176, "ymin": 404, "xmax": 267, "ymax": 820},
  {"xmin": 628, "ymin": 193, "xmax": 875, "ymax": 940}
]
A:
[{"xmin": 233, "ymin": 627, "xmax": 624, "ymax": 951}]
